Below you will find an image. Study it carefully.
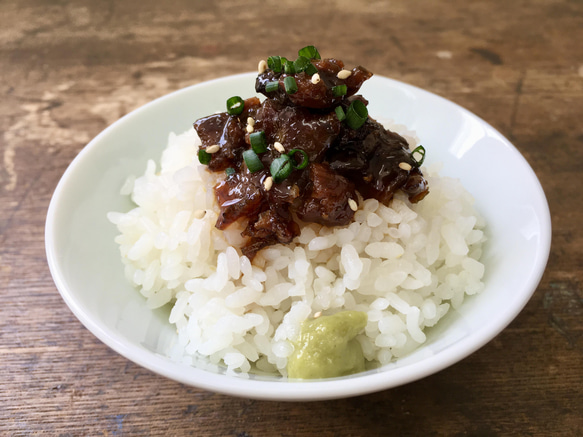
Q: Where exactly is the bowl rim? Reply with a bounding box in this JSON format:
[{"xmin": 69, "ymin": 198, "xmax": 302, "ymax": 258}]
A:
[{"xmin": 45, "ymin": 72, "xmax": 552, "ymax": 401}]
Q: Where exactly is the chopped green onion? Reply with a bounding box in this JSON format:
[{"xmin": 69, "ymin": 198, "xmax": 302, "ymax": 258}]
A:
[
  {"xmin": 304, "ymin": 63, "xmax": 318, "ymax": 76},
  {"xmin": 411, "ymin": 145, "xmax": 426, "ymax": 167},
  {"xmin": 198, "ymin": 149, "xmax": 212, "ymax": 165},
  {"xmin": 284, "ymin": 60, "xmax": 296, "ymax": 74},
  {"xmin": 288, "ymin": 149, "xmax": 309, "ymax": 170},
  {"xmin": 332, "ymin": 84, "xmax": 347, "ymax": 97},
  {"xmin": 265, "ymin": 80, "xmax": 279, "ymax": 93},
  {"xmin": 335, "ymin": 106, "xmax": 346, "ymax": 121},
  {"xmin": 294, "ymin": 56, "xmax": 318, "ymax": 76},
  {"xmin": 284, "ymin": 76, "xmax": 298, "ymax": 94},
  {"xmin": 298, "ymin": 45, "xmax": 321, "ymax": 60},
  {"xmin": 243, "ymin": 149, "xmax": 264, "ymax": 173},
  {"xmin": 225, "ymin": 167, "xmax": 235, "ymax": 177},
  {"xmin": 249, "ymin": 131, "xmax": 267, "ymax": 154},
  {"xmin": 345, "ymin": 99, "xmax": 368, "ymax": 129},
  {"xmin": 267, "ymin": 56, "xmax": 282, "ymax": 73},
  {"xmin": 226, "ymin": 96, "xmax": 244, "ymax": 116},
  {"xmin": 270, "ymin": 155, "xmax": 293, "ymax": 183},
  {"xmin": 293, "ymin": 56, "xmax": 311, "ymax": 73}
]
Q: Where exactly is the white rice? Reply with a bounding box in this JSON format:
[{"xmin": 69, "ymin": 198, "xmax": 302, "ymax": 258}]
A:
[{"xmin": 108, "ymin": 123, "xmax": 486, "ymax": 377}]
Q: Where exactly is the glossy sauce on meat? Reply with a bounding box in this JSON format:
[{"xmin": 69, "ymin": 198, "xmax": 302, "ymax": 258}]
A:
[{"xmin": 194, "ymin": 50, "xmax": 429, "ymax": 258}]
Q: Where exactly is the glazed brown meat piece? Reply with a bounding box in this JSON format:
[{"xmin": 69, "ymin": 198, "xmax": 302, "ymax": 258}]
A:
[
  {"xmin": 256, "ymin": 58, "xmax": 372, "ymax": 109},
  {"xmin": 238, "ymin": 97, "xmax": 262, "ymax": 120},
  {"xmin": 214, "ymin": 168, "xmax": 301, "ymax": 258},
  {"xmin": 193, "ymin": 48, "xmax": 429, "ymax": 259},
  {"xmin": 296, "ymin": 163, "xmax": 356, "ymax": 226},
  {"xmin": 193, "ymin": 97, "xmax": 262, "ymax": 172},
  {"xmin": 193, "ymin": 113, "xmax": 245, "ymax": 172},
  {"xmin": 241, "ymin": 207, "xmax": 300, "ymax": 259},
  {"xmin": 213, "ymin": 171, "xmax": 266, "ymax": 229},
  {"xmin": 327, "ymin": 117, "xmax": 429, "ymax": 204},
  {"xmin": 256, "ymin": 99, "xmax": 342, "ymax": 163}
]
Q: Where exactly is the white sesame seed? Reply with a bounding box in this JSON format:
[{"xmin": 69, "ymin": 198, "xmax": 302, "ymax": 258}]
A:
[
  {"xmin": 274, "ymin": 141, "xmax": 285, "ymax": 153},
  {"xmin": 263, "ymin": 176, "xmax": 273, "ymax": 191},
  {"xmin": 399, "ymin": 162, "xmax": 412, "ymax": 171},
  {"xmin": 193, "ymin": 209, "xmax": 206, "ymax": 219},
  {"xmin": 337, "ymin": 69, "xmax": 352, "ymax": 80},
  {"xmin": 311, "ymin": 73, "xmax": 321, "ymax": 84},
  {"xmin": 258, "ymin": 59, "xmax": 267, "ymax": 73},
  {"xmin": 413, "ymin": 151, "xmax": 423, "ymax": 162},
  {"xmin": 246, "ymin": 124, "xmax": 254, "ymax": 133},
  {"xmin": 313, "ymin": 311, "xmax": 322, "ymax": 319},
  {"xmin": 247, "ymin": 117, "xmax": 255, "ymax": 126},
  {"xmin": 206, "ymin": 144, "xmax": 220, "ymax": 154},
  {"xmin": 348, "ymin": 198, "xmax": 358, "ymax": 211}
]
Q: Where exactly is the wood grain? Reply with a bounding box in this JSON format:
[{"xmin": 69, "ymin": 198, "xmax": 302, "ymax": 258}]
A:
[{"xmin": 1, "ymin": 0, "xmax": 582, "ymax": 435}]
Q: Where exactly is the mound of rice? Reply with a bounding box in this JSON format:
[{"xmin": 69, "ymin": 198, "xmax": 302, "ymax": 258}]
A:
[{"xmin": 108, "ymin": 123, "xmax": 486, "ymax": 377}]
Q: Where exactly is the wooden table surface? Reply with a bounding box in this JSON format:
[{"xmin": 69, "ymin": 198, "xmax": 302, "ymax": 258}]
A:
[{"xmin": 2, "ymin": 0, "xmax": 582, "ymax": 435}]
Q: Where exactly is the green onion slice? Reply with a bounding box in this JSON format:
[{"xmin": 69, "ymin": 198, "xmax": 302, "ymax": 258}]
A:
[
  {"xmin": 284, "ymin": 60, "xmax": 296, "ymax": 74},
  {"xmin": 270, "ymin": 155, "xmax": 293, "ymax": 183},
  {"xmin": 298, "ymin": 45, "xmax": 321, "ymax": 60},
  {"xmin": 267, "ymin": 56, "xmax": 282, "ymax": 73},
  {"xmin": 411, "ymin": 145, "xmax": 426, "ymax": 167},
  {"xmin": 265, "ymin": 80, "xmax": 279, "ymax": 93},
  {"xmin": 226, "ymin": 96, "xmax": 244, "ymax": 116},
  {"xmin": 225, "ymin": 167, "xmax": 235, "ymax": 177},
  {"xmin": 332, "ymin": 84, "xmax": 347, "ymax": 97},
  {"xmin": 284, "ymin": 76, "xmax": 298, "ymax": 94},
  {"xmin": 249, "ymin": 131, "xmax": 267, "ymax": 154},
  {"xmin": 346, "ymin": 99, "xmax": 368, "ymax": 129},
  {"xmin": 243, "ymin": 149, "xmax": 264, "ymax": 173},
  {"xmin": 293, "ymin": 56, "xmax": 311, "ymax": 73},
  {"xmin": 304, "ymin": 63, "xmax": 318, "ymax": 76},
  {"xmin": 287, "ymin": 149, "xmax": 309, "ymax": 170},
  {"xmin": 335, "ymin": 106, "xmax": 346, "ymax": 121},
  {"xmin": 198, "ymin": 149, "xmax": 211, "ymax": 165}
]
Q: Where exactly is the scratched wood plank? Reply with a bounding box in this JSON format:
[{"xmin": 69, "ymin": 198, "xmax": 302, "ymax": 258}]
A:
[{"xmin": 1, "ymin": 0, "xmax": 582, "ymax": 435}]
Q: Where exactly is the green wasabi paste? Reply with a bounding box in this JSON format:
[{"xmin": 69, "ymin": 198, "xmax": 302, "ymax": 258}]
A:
[{"xmin": 287, "ymin": 311, "xmax": 368, "ymax": 379}]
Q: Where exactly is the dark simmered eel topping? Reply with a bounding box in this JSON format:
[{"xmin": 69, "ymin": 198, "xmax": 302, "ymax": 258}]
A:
[{"xmin": 193, "ymin": 46, "xmax": 429, "ymax": 259}]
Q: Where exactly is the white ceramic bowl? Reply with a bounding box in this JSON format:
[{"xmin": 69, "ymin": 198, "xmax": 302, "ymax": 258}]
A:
[{"xmin": 45, "ymin": 73, "xmax": 551, "ymax": 401}]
